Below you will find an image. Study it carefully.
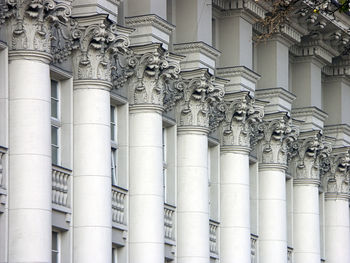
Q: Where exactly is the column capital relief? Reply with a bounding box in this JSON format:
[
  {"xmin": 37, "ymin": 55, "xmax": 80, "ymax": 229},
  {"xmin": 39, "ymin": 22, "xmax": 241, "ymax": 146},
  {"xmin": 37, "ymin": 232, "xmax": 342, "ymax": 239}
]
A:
[
  {"xmin": 1, "ymin": 0, "xmax": 72, "ymax": 60},
  {"xmin": 71, "ymin": 15, "xmax": 131, "ymax": 83},
  {"xmin": 167, "ymin": 69, "xmax": 225, "ymax": 130},
  {"xmin": 115, "ymin": 43, "xmax": 180, "ymax": 107},
  {"xmin": 291, "ymin": 130, "xmax": 332, "ymax": 184},
  {"xmin": 321, "ymin": 147, "xmax": 350, "ymax": 199},
  {"xmin": 254, "ymin": 112, "xmax": 300, "ymax": 166},
  {"xmin": 219, "ymin": 91, "xmax": 264, "ymax": 149}
]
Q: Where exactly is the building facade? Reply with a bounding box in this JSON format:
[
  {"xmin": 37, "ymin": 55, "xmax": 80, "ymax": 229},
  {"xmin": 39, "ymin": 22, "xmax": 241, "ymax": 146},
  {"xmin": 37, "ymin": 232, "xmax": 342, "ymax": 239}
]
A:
[{"xmin": 0, "ymin": 0, "xmax": 350, "ymax": 263}]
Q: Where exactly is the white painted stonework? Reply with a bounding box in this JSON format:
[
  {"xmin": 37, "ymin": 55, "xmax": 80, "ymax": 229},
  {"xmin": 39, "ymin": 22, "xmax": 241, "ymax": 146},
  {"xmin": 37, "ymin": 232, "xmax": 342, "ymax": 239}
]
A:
[{"xmin": 0, "ymin": 1, "xmax": 350, "ymax": 263}]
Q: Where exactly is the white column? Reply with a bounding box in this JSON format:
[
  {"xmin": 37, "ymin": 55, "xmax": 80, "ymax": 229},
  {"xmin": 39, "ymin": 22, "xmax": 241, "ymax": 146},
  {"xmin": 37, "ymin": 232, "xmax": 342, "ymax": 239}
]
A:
[
  {"xmin": 4, "ymin": 2, "xmax": 71, "ymax": 261},
  {"xmin": 177, "ymin": 127, "xmax": 210, "ymax": 263},
  {"xmin": 8, "ymin": 51, "xmax": 52, "ymax": 263},
  {"xmin": 126, "ymin": 45, "xmax": 180, "ymax": 263},
  {"xmin": 293, "ymin": 183, "xmax": 320, "ymax": 262},
  {"xmin": 174, "ymin": 69, "xmax": 224, "ymax": 263},
  {"xmin": 219, "ymin": 92, "xmax": 263, "ymax": 263},
  {"xmin": 71, "ymin": 17, "xmax": 129, "ymax": 263},
  {"xmin": 220, "ymin": 148, "xmax": 251, "ymax": 262},
  {"xmin": 73, "ymin": 80, "xmax": 112, "ymax": 262},
  {"xmin": 325, "ymin": 197, "xmax": 350, "ymax": 263},
  {"xmin": 129, "ymin": 105, "xmax": 164, "ymax": 263},
  {"xmin": 291, "ymin": 132, "xmax": 325, "ymax": 263},
  {"xmin": 323, "ymin": 150, "xmax": 350, "ymax": 263},
  {"xmin": 256, "ymin": 113, "xmax": 298, "ymax": 263},
  {"xmin": 259, "ymin": 164, "xmax": 288, "ymax": 262}
]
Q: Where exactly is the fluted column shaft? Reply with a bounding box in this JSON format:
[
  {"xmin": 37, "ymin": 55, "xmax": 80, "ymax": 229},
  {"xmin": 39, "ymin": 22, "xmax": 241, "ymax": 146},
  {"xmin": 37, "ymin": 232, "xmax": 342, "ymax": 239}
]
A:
[
  {"xmin": 129, "ymin": 105, "xmax": 165, "ymax": 263},
  {"xmin": 73, "ymin": 80, "xmax": 112, "ymax": 262},
  {"xmin": 8, "ymin": 51, "xmax": 52, "ymax": 263},
  {"xmin": 177, "ymin": 127, "xmax": 210, "ymax": 263},
  {"xmin": 220, "ymin": 147, "xmax": 251, "ymax": 263},
  {"xmin": 259, "ymin": 164, "xmax": 288, "ymax": 263}
]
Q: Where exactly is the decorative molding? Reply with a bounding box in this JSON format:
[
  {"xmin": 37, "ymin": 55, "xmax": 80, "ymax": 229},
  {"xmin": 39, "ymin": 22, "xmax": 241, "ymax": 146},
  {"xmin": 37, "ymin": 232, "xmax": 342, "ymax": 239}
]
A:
[
  {"xmin": 219, "ymin": 91, "xmax": 264, "ymax": 149},
  {"xmin": 117, "ymin": 43, "xmax": 180, "ymax": 106},
  {"xmin": 216, "ymin": 66, "xmax": 261, "ymax": 85},
  {"xmin": 1, "ymin": 0, "xmax": 72, "ymax": 57},
  {"xmin": 292, "ymin": 106, "xmax": 328, "ymax": 131},
  {"xmin": 71, "ymin": 15, "xmax": 130, "ymax": 82},
  {"xmin": 173, "ymin": 41, "xmax": 221, "ymax": 62},
  {"xmin": 254, "ymin": 112, "xmax": 299, "ymax": 166},
  {"xmin": 291, "ymin": 130, "xmax": 332, "ymax": 184},
  {"xmin": 125, "ymin": 14, "xmax": 175, "ymax": 35},
  {"xmin": 321, "ymin": 147, "xmax": 350, "ymax": 200},
  {"xmin": 169, "ymin": 69, "xmax": 225, "ymax": 130}
]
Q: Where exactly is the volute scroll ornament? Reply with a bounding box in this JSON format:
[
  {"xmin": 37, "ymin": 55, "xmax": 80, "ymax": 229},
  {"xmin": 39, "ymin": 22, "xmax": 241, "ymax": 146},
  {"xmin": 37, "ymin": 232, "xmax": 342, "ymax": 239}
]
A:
[
  {"xmin": 321, "ymin": 148, "xmax": 350, "ymax": 199},
  {"xmin": 71, "ymin": 16, "xmax": 131, "ymax": 82},
  {"xmin": 1, "ymin": 0, "xmax": 72, "ymax": 54},
  {"xmin": 291, "ymin": 131, "xmax": 332, "ymax": 183},
  {"xmin": 220, "ymin": 92, "xmax": 264, "ymax": 148},
  {"xmin": 168, "ymin": 70, "xmax": 225, "ymax": 130},
  {"xmin": 255, "ymin": 113, "xmax": 300, "ymax": 166},
  {"xmin": 116, "ymin": 45, "xmax": 181, "ymax": 106}
]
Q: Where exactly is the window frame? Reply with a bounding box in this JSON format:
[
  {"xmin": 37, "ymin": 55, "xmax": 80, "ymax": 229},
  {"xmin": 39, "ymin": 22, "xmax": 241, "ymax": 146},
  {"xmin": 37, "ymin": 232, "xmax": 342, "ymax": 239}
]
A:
[
  {"xmin": 51, "ymin": 79, "xmax": 61, "ymax": 166},
  {"xmin": 110, "ymin": 105, "xmax": 119, "ymax": 186},
  {"xmin": 52, "ymin": 231, "xmax": 61, "ymax": 263}
]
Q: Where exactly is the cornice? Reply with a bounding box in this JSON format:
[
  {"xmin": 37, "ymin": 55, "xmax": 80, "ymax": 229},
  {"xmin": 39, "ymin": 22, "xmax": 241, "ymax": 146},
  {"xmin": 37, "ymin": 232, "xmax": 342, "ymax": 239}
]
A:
[
  {"xmin": 216, "ymin": 66, "xmax": 261, "ymax": 84},
  {"xmin": 292, "ymin": 106, "xmax": 328, "ymax": 126},
  {"xmin": 173, "ymin": 41, "xmax": 221, "ymax": 61},
  {"xmin": 125, "ymin": 14, "xmax": 175, "ymax": 35},
  {"xmin": 214, "ymin": 0, "xmax": 266, "ymax": 21},
  {"xmin": 255, "ymin": 88, "xmax": 296, "ymax": 105}
]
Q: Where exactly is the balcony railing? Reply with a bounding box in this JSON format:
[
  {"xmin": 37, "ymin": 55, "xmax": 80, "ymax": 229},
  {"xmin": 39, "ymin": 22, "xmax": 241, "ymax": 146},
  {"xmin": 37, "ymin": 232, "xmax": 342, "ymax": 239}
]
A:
[
  {"xmin": 0, "ymin": 146, "xmax": 7, "ymax": 213},
  {"xmin": 288, "ymin": 247, "xmax": 293, "ymax": 263},
  {"xmin": 164, "ymin": 204, "xmax": 176, "ymax": 242},
  {"xmin": 52, "ymin": 165, "xmax": 71, "ymax": 209},
  {"xmin": 251, "ymin": 234, "xmax": 258, "ymax": 263},
  {"xmin": 209, "ymin": 220, "xmax": 219, "ymax": 257},
  {"xmin": 112, "ymin": 185, "xmax": 127, "ymax": 226}
]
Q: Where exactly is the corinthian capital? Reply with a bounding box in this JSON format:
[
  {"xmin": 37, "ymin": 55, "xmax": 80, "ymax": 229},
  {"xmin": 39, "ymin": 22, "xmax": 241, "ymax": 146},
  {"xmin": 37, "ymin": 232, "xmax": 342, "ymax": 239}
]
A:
[
  {"xmin": 220, "ymin": 92, "xmax": 264, "ymax": 148},
  {"xmin": 1, "ymin": 0, "xmax": 71, "ymax": 55},
  {"xmin": 116, "ymin": 43, "xmax": 181, "ymax": 106},
  {"xmin": 291, "ymin": 131, "xmax": 332, "ymax": 184},
  {"xmin": 71, "ymin": 15, "xmax": 130, "ymax": 82},
  {"xmin": 170, "ymin": 69, "xmax": 225, "ymax": 130},
  {"xmin": 321, "ymin": 147, "xmax": 350, "ymax": 199},
  {"xmin": 255, "ymin": 112, "xmax": 299, "ymax": 166}
]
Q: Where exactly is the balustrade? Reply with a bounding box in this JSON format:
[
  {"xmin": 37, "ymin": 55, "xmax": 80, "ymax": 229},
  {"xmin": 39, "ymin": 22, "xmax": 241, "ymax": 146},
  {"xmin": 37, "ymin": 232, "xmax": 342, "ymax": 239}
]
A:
[
  {"xmin": 52, "ymin": 165, "xmax": 71, "ymax": 209},
  {"xmin": 251, "ymin": 234, "xmax": 258, "ymax": 263},
  {"xmin": 164, "ymin": 204, "xmax": 176, "ymax": 241},
  {"xmin": 209, "ymin": 220, "xmax": 219, "ymax": 256},
  {"xmin": 112, "ymin": 186, "xmax": 127, "ymax": 225}
]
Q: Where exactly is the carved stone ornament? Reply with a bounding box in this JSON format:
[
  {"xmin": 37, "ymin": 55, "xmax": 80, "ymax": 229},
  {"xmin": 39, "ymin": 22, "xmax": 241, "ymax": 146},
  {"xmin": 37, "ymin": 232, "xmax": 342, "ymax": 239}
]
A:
[
  {"xmin": 254, "ymin": 113, "xmax": 299, "ymax": 165},
  {"xmin": 169, "ymin": 70, "xmax": 225, "ymax": 129},
  {"xmin": 115, "ymin": 44, "xmax": 180, "ymax": 106},
  {"xmin": 220, "ymin": 92, "xmax": 264, "ymax": 148},
  {"xmin": 321, "ymin": 148, "xmax": 350, "ymax": 198},
  {"xmin": 291, "ymin": 131, "xmax": 332, "ymax": 183},
  {"xmin": 71, "ymin": 16, "xmax": 130, "ymax": 82},
  {"xmin": 1, "ymin": 0, "xmax": 71, "ymax": 54}
]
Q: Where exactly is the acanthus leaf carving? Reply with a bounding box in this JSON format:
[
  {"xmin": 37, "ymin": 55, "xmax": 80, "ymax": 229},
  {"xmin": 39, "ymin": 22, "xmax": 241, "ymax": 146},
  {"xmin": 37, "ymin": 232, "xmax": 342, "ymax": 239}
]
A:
[
  {"xmin": 321, "ymin": 148, "xmax": 350, "ymax": 197},
  {"xmin": 220, "ymin": 92, "xmax": 264, "ymax": 148},
  {"xmin": 291, "ymin": 131, "xmax": 332, "ymax": 183},
  {"xmin": 71, "ymin": 17, "xmax": 131, "ymax": 82},
  {"xmin": 255, "ymin": 113, "xmax": 300, "ymax": 166},
  {"xmin": 1, "ymin": 0, "xmax": 72, "ymax": 54},
  {"xmin": 169, "ymin": 70, "xmax": 225, "ymax": 129},
  {"xmin": 115, "ymin": 46, "xmax": 180, "ymax": 106}
]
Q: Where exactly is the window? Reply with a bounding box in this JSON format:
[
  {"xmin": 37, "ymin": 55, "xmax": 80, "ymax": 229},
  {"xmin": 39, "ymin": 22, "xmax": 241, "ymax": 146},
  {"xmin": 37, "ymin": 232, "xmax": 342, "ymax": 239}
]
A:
[
  {"xmin": 52, "ymin": 231, "xmax": 60, "ymax": 263},
  {"xmin": 111, "ymin": 105, "xmax": 118, "ymax": 186},
  {"xmin": 51, "ymin": 80, "xmax": 60, "ymax": 165},
  {"xmin": 162, "ymin": 128, "xmax": 168, "ymax": 202}
]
